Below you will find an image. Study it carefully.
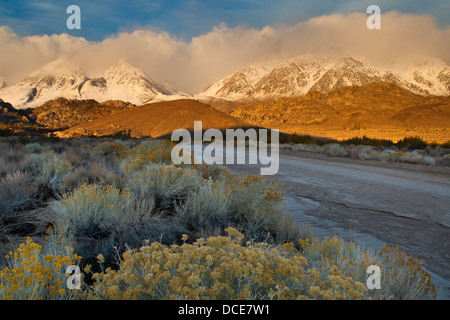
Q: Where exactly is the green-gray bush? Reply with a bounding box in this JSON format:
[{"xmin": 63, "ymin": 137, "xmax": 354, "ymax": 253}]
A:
[
  {"xmin": 24, "ymin": 142, "xmax": 43, "ymax": 154},
  {"xmin": 0, "ymin": 171, "xmax": 36, "ymax": 214},
  {"xmin": 125, "ymin": 163, "xmax": 204, "ymax": 210},
  {"xmin": 175, "ymin": 179, "xmax": 231, "ymax": 232},
  {"xmin": 51, "ymin": 184, "xmax": 130, "ymax": 237},
  {"xmin": 37, "ymin": 157, "xmax": 72, "ymax": 195}
]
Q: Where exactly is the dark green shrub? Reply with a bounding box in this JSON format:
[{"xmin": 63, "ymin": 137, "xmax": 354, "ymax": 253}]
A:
[{"xmin": 395, "ymin": 136, "xmax": 427, "ymax": 150}]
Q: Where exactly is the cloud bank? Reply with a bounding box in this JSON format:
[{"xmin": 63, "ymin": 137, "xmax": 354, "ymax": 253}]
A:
[{"xmin": 1, "ymin": 11, "xmax": 449, "ymax": 93}]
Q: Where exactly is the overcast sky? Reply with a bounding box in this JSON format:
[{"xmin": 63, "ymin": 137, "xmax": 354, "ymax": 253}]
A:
[{"xmin": 1, "ymin": 1, "xmax": 449, "ymax": 93}]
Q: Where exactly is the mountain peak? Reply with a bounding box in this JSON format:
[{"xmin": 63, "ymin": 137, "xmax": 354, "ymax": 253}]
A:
[
  {"xmin": 27, "ymin": 59, "xmax": 85, "ymax": 79},
  {"xmin": 100, "ymin": 60, "xmax": 178, "ymax": 100},
  {"xmin": 103, "ymin": 59, "xmax": 146, "ymax": 79}
]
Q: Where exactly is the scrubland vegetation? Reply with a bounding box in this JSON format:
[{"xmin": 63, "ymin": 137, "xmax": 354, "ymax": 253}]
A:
[
  {"xmin": 280, "ymin": 135, "xmax": 450, "ymax": 166},
  {"xmin": 0, "ymin": 136, "xmax": 440, "ymax": 299}
]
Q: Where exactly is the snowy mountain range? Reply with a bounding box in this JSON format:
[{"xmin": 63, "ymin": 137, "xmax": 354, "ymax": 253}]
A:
[
  {"xmin": 0, "ymin": 60, "xmax": 180, "ymax": 109},
  {"xmin": 200, "ymin": 54, "xmax": 450, "ymax": 100}
]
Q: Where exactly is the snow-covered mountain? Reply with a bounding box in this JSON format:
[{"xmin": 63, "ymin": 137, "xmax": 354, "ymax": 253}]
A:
[
  {"xmin": 200, "ymin": 54, "xmax": 450, "ymax": 100},
  {"xmin": 0, "ymin": 60, "xmax": 87, "ymax": 108},
  {"xmin": 0, "ymin": 60, "xmax": 180, "ymax": 109},
  {"xmin": 2, "ymin": 54, "xmax": 449, "ymax": 109},
  {"xmin": 80, "ymin": 60, "xmax": 178, "ymax": 104}
]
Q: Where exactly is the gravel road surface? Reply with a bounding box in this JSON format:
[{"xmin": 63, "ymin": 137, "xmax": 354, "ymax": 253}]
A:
[{"xmin": 215, "ymin": 148, "xmax": 450, "ymax": 298}]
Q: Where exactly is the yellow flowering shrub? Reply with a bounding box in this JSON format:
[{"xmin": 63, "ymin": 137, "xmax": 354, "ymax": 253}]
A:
[
  {"xmin": 224, "ymin": 174, "xmax": 289, "ymax": 240},
  {"xmin": 373, "ymin": 246, "xmax": 437, "ymax": 299},
  {"xmin": 299, "ymin": 236, "xmax": 375, "ymax": 272},
  {"xmin": 0, "ymin": 237, "xmax": 81, "ymax": 300},
  {"xmin": 86, "ymin": 228, "xmax": 367, "ymax": 300},
  {"xmin": 299, "ymin": 237, "xmax": 437, "ymax": 300},
  {"xmin": 1, "ymin": 232, "xmax": 435, "ymax": 300}
]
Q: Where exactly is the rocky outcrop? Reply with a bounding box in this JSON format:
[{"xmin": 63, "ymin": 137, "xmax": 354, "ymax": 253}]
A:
[{"xmin": 28, "ymin": 98, "xmax": 135, "ymax": 130}]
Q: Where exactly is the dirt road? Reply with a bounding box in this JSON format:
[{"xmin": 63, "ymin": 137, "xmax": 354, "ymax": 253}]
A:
[{"xmin": 221, "ymin": 149, "xmax": 450, "ymax": 298}]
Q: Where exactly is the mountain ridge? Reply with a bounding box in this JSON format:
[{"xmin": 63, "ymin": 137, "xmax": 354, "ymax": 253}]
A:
[
  {"xmin": 201, "ymin": 54, "xmax": 450, "ymax": 101},
  {"xmin": 2, "ymin": 53, "xmax": 449, "ymax": 110},
  {"xmin": 0, "ymin": 59, "xmax": 180, "ymax": 109}
]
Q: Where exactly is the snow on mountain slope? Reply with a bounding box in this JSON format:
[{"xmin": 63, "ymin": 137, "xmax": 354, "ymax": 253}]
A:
[
  {"xmin": 0, "ymin": 60, "xmax": 87, "ymax": 109},
  {"xmin": 252, "ymin": 55, "xmax": 336, "ymax": 98},
  {"xmin": 0, "ymin": 60, "xmax": 179, "ymax": 109},
  {"xmin": 201, "ymin": 63, "xmax": 277, "ymax": 100},
  {"xmin": 382, "ymin": 57, "xmax": 450, "ymax": 96},
  {"xmin": 79, "ymin": 60, "xmax": 178, "ymax": 105},
  {"xmin": 103, "ymin": 60, "xmax": 176, "ymax": 100},
  {"xmin": 307, "ymin": 57, "xmax": 383, "ymax": 94},
  {"xmin": 201, "ymin": 54, "xmax": 450, "ymax": 100}
]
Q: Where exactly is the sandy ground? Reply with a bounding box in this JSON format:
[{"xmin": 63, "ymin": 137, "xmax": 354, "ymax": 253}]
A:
[{"xmin": 218, "ymin": 149, "xmax": 450, "ymax": 299}]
